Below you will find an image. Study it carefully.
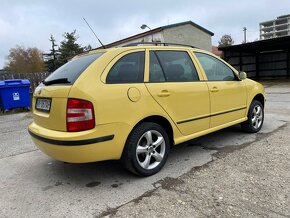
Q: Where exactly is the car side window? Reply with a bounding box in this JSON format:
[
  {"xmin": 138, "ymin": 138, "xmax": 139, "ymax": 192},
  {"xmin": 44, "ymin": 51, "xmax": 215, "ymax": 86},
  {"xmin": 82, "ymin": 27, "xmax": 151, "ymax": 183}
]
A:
[
  {"xmin": 195, "ymin": 52, "xmax": 237, "ymax": 81},
  {"xmin": 106, "ymin": 51, "xmax": 145, "ymax": 84},
  {"xmin": 149, "ymin": 52, "xmax": 166, "ymax": 82},
  {"xmin": 149, "ymin": 51, "xmax": 199, "ymax": 82}
]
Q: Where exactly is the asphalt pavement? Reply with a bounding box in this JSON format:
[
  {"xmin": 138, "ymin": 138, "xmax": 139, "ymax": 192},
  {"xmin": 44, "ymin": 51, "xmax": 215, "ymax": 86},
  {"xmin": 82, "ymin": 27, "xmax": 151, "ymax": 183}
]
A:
[{"xmin": 0, "ymin": 81, "xmax": 289, "ymax": 218}]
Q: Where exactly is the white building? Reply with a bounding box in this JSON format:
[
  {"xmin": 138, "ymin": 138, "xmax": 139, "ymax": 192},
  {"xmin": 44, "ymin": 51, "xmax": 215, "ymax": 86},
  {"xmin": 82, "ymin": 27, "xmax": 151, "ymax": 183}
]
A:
[
  {"xmin": 104, "ymin": 21, "xmax": 214, "ymax": 51},
  {"xmin": 260, "ymin": 14, "xmax": 290, "ymax": 40}
]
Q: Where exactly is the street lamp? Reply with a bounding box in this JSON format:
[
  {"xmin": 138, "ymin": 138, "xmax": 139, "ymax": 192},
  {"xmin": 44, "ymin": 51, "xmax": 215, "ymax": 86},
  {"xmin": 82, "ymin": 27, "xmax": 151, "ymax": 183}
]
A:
[
  {"xmin": 140, "ymin": 24, "xmax": 151, "ymax": 30},
  {"xmin": 140, "ymin": 24, "xmax": 153, "ymax": 42}
]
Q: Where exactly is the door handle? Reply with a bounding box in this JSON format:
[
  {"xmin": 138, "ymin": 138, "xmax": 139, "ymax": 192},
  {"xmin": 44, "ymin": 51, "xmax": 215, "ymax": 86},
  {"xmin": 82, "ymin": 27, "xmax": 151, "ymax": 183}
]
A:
[
  {"xmin": 210, "ymin": 86, "xmax": 219, "ymax": 93},
  {"xmin": 157, "ymin": 90, "xmax": 171, "ymax": 97}
]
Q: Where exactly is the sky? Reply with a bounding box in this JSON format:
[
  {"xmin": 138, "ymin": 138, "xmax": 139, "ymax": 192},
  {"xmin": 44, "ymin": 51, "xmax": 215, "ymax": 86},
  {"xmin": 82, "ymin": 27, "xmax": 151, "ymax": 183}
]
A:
[{"xmin": 1, "ymin": 0, "xmax": 290, "ymax": 69}]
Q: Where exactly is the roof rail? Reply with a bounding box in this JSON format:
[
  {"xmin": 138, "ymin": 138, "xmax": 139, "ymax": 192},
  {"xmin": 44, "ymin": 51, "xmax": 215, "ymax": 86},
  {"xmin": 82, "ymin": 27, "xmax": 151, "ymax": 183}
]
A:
[{"xmin": 123, "ymin": 42, "xmax": 197, "ymax": 48}]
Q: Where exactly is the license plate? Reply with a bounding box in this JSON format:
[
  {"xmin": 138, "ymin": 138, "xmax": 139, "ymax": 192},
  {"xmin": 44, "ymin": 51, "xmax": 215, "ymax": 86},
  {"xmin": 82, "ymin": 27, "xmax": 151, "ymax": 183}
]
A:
[{"xmin": 36, "ymin": 98, "xmax": 51, "ymax": 112}]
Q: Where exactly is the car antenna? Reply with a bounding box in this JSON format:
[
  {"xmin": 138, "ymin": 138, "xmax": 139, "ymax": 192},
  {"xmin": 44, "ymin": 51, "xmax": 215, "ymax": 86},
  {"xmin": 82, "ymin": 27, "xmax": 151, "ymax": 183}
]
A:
[{"xmin": 83, "ymin": 17, "xmax": 106, "ymax": 49}]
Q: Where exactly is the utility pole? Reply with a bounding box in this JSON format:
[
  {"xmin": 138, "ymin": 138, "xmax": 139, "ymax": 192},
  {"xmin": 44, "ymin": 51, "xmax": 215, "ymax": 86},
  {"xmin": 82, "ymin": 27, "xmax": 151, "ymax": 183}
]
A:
[{"xmin": 243, "ymin": 27, "xmax": 247, "ymax": 43}]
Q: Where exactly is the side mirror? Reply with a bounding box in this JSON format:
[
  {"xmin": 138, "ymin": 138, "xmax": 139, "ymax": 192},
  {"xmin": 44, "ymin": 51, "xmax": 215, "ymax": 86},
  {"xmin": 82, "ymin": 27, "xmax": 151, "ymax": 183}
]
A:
[{"xmin": 239, "ymin": 71, "xmax": 247, "ymax": 80}]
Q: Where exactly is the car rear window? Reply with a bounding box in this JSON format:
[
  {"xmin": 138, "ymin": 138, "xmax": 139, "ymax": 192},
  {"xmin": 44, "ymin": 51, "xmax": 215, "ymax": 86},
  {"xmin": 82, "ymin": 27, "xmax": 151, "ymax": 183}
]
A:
[{"xmin": 44, "ymin": 53, "xmax": 103, "ymax": 85}]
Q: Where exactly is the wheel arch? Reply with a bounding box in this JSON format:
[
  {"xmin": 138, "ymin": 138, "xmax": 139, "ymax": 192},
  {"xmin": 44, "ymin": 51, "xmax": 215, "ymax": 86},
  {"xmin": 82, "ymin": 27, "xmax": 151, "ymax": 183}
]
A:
[
  {"xmin": 134, "ymin": 115, "xmax": 174, "ymax": 145},
  {"xmin": 120, "ymin": 116, "xmax": 173, "ymax": 176},
  {"xmin": 252, "ymin": 93, "xmax": 265, "ymax": 108},
  {"xmin": 122, "ymin": 115, "xmax": 174, "ymax": 156}
]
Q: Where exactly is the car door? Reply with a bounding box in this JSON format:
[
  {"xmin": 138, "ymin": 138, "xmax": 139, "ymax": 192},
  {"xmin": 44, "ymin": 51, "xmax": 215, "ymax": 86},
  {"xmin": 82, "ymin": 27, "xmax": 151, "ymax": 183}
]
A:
[
  {"xmin": 145, "ymin": 49, "xmax": 210, "ymax": 136},
  {"xmin": 194, "ymin": 52, "xmax": 247, "ymax": 128}
]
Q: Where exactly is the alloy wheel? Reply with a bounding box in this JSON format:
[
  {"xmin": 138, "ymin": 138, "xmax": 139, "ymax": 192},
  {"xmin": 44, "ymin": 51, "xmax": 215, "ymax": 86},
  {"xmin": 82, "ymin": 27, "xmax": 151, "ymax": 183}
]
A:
[
  {"xmin": 136, "ymin": 130, "xmax": 166, "ymax": 170},
  {"xmin": 251, "ymin": 105, "xmax": 263, "ymax": 129}
]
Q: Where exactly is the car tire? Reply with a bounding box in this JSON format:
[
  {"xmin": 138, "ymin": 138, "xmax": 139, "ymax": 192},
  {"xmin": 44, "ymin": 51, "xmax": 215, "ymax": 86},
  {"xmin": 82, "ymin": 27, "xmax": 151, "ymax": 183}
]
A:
[
  {"xmin": 241, "ymin": 100, "xmax": 264, "ymax": 133},
  {"xmin": 121, "ymin": 122, "xmax": 170, "ymax": 176}
]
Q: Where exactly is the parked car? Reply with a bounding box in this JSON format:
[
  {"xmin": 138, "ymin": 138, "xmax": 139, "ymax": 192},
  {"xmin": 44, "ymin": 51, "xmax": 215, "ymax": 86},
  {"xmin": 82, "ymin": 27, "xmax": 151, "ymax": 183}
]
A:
[{"xmin": 28, "ymin": 43, "xmax": 265, "ymax": 176}]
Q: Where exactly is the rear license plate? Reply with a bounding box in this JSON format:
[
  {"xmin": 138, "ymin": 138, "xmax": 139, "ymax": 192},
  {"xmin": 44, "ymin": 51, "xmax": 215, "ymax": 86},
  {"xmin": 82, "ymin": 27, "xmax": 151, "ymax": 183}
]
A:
[{"xmin": 36, "ymin": 98, "xmax": 51, "ymax": 112}]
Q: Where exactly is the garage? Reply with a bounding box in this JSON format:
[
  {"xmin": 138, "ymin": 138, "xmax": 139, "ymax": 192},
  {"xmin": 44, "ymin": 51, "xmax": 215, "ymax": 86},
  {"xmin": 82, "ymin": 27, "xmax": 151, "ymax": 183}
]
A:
[{"xmin": 219, "ymin": 36, "xmax": 290, "ymax": 79}]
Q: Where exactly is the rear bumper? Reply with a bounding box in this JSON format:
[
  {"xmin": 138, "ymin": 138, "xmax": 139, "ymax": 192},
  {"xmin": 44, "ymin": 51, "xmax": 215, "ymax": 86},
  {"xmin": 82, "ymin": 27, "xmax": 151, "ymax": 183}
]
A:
[
  {"xmin": 28, "ymin": 122, "xmax": 131, "ymax": 163},
  {"xmin": 28, "ymin": 130, "xmax": 114, "ymax": 146}
]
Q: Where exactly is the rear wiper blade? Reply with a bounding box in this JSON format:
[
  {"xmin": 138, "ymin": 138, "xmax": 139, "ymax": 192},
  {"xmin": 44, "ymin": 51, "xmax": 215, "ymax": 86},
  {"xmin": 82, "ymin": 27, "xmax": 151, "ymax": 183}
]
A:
[{"xmin": 43, "ymin": 78, "xmax": 70, "ymax": 86}]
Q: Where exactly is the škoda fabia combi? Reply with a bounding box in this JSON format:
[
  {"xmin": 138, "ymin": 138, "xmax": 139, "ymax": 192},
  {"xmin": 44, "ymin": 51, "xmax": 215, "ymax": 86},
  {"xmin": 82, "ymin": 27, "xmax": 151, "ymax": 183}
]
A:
[{"xmin": 28, "ymin": 43, "xmax": 265, "ymax": 176}]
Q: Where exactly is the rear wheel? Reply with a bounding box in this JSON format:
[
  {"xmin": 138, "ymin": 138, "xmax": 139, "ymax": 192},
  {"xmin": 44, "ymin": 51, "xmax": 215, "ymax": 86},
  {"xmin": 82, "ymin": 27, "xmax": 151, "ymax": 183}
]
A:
[
  {"xmin": 241, "ymin": 100, "xmax": 264, "ymax": 133},
  {"xmin": 121, "ymin": 122, "xmax": 170, "ymax": 176}
]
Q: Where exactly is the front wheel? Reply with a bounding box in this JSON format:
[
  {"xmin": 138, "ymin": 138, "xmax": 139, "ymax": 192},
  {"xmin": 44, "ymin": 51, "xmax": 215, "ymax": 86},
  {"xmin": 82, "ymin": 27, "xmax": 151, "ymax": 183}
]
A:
[
  {"xmin": 121, "ymin": 122, "xmax": 170, "ymax": 176},
  {"xmin": 241, "ymin": 100, "xmax": 264, "ymax": 133}
]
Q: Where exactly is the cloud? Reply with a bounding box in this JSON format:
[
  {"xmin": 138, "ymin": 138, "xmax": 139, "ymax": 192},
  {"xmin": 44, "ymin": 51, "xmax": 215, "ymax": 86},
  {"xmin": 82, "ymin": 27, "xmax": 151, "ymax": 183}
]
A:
[{"xmin": 1, "ymin": 0, "xmax": 290, "ymax": 68}]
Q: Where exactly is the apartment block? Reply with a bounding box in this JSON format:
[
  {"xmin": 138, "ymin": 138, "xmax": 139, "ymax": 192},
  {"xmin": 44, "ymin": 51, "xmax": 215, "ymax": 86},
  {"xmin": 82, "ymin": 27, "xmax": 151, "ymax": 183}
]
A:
[{"xmin": 260, "ymin": 14, "xmax": 290, "ymax": 39}]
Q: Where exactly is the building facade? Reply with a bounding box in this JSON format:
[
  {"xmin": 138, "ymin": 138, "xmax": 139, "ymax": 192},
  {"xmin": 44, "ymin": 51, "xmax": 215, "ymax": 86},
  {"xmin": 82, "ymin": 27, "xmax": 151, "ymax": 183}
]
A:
[
  {"xmin": 260, "ymin": 14, "xmax": 290, "ymax": 40},
  {"xmin": 104, "ymin": 21, "xmax": 214, "ymax": 51}
]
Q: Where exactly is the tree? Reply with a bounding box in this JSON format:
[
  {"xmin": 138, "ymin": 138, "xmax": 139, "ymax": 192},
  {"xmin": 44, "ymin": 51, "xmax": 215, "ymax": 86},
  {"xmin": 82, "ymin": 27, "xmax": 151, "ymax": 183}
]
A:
[
  {"xmin": 5, "ymin": 45, "xmax": 45, "ymax": 73},
  {"xmin": 83, "ymin": 44, "xmax": 92, "ymax": 51},
  {"xmin": 218, "ymin": 34, "xmax": 234, "ymax": 47},
  {"xmin": 43, "ymin": 35, "xmax": 60, "ymax": 72},
  {"xmin": 58, "ymin": 30, "xmax": 84, "ymax": 66},
  {"xmin": 44, "ymin": 30, "xmax": 92, "ymax": 72}
]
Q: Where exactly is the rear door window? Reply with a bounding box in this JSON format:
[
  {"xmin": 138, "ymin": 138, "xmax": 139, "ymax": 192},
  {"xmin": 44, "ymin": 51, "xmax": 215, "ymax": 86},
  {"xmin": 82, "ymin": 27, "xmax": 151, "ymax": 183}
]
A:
[
  {"xmin": 149, "ymin": 51, "xmax": 199, "ymax": 82},
  {"xmin": 149, "ymin": 52, "xmax": 166, "ymax": 82},
  {"xmin": 44, "ymin": 53, "xmax": 103, "ymax": 85},
  {"xmin": 106, "ymin": 52, "xmax": 145, "ymax": 84}
]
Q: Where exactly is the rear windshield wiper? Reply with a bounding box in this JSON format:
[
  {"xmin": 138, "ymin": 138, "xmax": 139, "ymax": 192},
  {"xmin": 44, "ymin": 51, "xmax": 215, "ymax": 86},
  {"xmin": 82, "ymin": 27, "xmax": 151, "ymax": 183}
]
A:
[{"xmin": 43, "ymin": 78, "xmax": 71, "ymax": 86}]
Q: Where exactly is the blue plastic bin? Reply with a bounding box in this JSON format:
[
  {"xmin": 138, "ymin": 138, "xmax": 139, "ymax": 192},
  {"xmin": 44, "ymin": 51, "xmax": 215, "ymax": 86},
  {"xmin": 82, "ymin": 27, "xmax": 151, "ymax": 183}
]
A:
[{"xmin": 0, "ymin": 79, "xmax": 31, "ymax": 110}]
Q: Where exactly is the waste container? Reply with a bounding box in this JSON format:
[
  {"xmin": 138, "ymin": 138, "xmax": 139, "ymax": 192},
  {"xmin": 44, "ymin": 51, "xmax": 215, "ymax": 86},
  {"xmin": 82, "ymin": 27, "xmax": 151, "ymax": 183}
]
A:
[{"xmin": 0, "ymin": 79, "xmax": 31, "ymax": 111}]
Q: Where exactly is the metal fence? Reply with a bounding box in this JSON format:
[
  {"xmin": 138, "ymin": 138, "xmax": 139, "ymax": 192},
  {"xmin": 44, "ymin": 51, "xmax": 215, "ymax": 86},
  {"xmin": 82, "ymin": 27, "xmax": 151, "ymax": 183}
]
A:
[{"xmin": 0, "ymin": 72, "xmax": 51, "ymax": 92}]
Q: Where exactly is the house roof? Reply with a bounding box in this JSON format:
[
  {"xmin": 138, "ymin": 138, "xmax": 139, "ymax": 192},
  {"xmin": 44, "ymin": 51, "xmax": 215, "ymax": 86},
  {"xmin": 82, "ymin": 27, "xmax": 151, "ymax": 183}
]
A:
[
  {"xmin": 103, "ymin": 20, "xmax": 214, "ymax": 48},
  {"xmin": 161, "ymin": 21, "xmax": 214, "ymax": 36},
  {"xmin": 212, "ymin": 46, "xmax": 222, "ymax": 57}
]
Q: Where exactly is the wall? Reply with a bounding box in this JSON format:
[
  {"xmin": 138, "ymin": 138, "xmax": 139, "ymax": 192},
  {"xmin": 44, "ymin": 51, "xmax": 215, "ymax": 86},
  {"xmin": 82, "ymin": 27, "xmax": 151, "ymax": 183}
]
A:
[
  {"xmin": 108, "ymin": 24, "xmax": 212, "ymax": 51},
  {"xmin": 112, "ymin": 32, "xmax": 165, "ymax": 47},
  {"xmin": 224, "ymin": 50, "xmax": 290, "ymax": 79},
  {"xmin": 162, "ymin": 24, "xmax": 212, "ymax": 51}
]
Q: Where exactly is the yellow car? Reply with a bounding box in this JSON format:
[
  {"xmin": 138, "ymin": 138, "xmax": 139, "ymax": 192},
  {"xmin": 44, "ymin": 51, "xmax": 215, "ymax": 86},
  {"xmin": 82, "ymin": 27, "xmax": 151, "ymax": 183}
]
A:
[{"xmin": 28, "ymin": 43, "xmax": 265, "ymax": 176}]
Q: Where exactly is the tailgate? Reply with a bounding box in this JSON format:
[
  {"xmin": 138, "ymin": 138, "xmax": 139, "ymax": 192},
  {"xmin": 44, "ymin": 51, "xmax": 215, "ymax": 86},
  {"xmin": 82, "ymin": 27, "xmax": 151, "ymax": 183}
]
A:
[{"xmin": 33, "ymin": 85, "xmax": 72, "ymax": 131}]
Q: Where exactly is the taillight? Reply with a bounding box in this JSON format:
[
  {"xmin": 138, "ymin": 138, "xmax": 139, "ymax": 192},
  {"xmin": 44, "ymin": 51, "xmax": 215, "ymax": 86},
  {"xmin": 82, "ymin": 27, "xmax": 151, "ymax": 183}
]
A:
[{"xmin": 67, "ymin": 98, "xmax": 95, "ymax": 132}]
